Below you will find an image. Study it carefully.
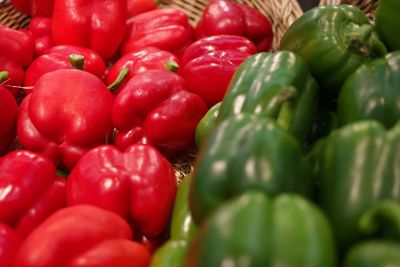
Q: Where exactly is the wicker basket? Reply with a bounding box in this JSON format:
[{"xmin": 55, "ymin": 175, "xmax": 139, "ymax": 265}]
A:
[
  {"xmin": 0, "ymin": 0, "xmax": 304, "ymax": 180},
  {"xmin": 319, "ymin": 0, "xmax": 378, "ymax": 18}
]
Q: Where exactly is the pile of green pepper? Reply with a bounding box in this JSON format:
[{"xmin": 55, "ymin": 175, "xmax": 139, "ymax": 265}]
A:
[{"xmin": 152, "ymin": 1, "xmax": 400, "ymax": 267}]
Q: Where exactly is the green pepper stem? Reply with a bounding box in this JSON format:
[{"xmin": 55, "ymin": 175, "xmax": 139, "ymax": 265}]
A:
[
  {"xmin": 108, "ymin": 67, "xmax": 129, "ymax": 92},
  {"xmin": 166, "ymin": 60, "xmax": 179, "ymax": 73},
  {"xmin": 69, "ymin": 54, "xmax": 85, "ymax": 70},
  {"xmin": 347, "ymin": 24, "xmax": 387, "ymax": 57},
  {"xmin": 359, "ymin": 200, "xmax": 400, "ymax": 240},
  {"xmin": 155, "ymin": 0, "xmax": 161, "ymax": 4},
  {"xmin": 0, "ymin": 71, "xmax": 9, "ymax": 83}
]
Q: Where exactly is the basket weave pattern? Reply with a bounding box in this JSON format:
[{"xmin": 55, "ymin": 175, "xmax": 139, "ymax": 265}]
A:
[{"xmin": 0, "ymin": 0, "xmax": 303, "ymax": 51}]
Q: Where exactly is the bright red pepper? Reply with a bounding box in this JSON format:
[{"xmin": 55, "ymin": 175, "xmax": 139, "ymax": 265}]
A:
[
  {"xmin": 106, "ymin": 47, "xmax": 180, "ymax": 90},
  {"xmin": 17, "ymin": 68, "xmax": 114, "ymax": 170},
  {"xmin": 127, "ymin": 0, "xmax": 159, "ymax": 16},
  {"xmin": 0, "ymin": 150, "xmax": 66, "ymax": 238},
  {"xmin": 52, "ymin": 0, "xmax": 127, "ymax": 60},
  {"xmin": 27, "ymin": 17, "xmax": 54, "ymax": 57},
  {"xmin": 24, "ymin": 45, "xmax": 106, "ymax": 87},
  {"xmin": 67, "ymin": 144, "xmax": 178, "ymax": 238},
  {"xmin": 0, "ymin": 24, "xmax": 34, "ymax": 98},
  {"xmin": 11, "ymin": 0, "xmax": 55, "ymax": 17},
  {"xmin": 195, "ymin": 0, "xmax": 273, "ymax": 51},
  {"xmin": 112, "ymin": 70, "xmax": 207, "ymax": 156},
  {"xmin": 0, "ymin": 77, "xmax": 18, "ymax": 155},
  {"xmin": 0, "ymin": 224, "xmax": 22, "ymax": 267},
  {"xmin": 122, "ymin": 9, "xmax": 194, "ymax": 57},
  {"xmin": 15, "ymin": 205, "xmax": 151, "ymax": 267},
  {"xmin": 180, "ymin": 35, "xmax": 255, "ymax": 107}
]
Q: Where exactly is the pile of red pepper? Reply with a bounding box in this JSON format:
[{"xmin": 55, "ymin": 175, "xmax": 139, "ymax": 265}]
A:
[{"xmin": 0, "ymin": 0, "xmax": 274, "ymax": 266}]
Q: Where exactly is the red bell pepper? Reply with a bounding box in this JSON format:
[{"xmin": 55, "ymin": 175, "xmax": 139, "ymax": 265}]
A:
[
  {"xmin": 28, "ymin": 17, "xmax": 54, "ymax": 57},
  {"xmin": 0, "ymin": 224, "xmax": 22, "ymax": 267},
  {"xmin": 0, "ymin": 76, "xmax": 18, "ymax": 155},
  {"xmin": 0, "ymin": 24, "xmax": 34, "ymax": 98},
  {"xmin": 67, "ymin": 144, "xmax": 178, "ymax": 238},
  {"xmin": 122, "ymin": 9, "xmax": 194, "ymax": 57},
  {"xmin": 0, "ymin": 150, "xmax": 66, "ymax": 238},
  {"xmin": 17, "ymin": 67, "xmax": 114, "ymax": 170},
  {"xmin": 52, "ymin": 0, "xmax": 127, "ymax": 60},
  {"xmin": 24, "ymin": 45, "xmax": 106, "ymax": 87},
  {"xmin": 15, "ymin": 205, "xmax": 151, "ymax": 267},
  {"xmin": 180, "ymin": 35, "xmax": 255, "ymax": 106},
  {"xmin": 112, "ymin": 70, "xmax": 207, "ymax": 156},
  {"xmin": 195, "ymin": 0, "xmax": 273, "ymax": 51},
  {"xmin": 11, "ymin": 0, "xmax": 55, "ymax": 17},
  {"xmin": 127, "ymin": 0, "xmax": 159, "ymax": 16},
  {"xmin": 106, "ymin": 47, "xmax": 180, "ymax": 90}
]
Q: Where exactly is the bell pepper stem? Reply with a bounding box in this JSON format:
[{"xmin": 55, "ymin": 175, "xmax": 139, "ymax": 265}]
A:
[
  {"xmin": 108, "ymin": 67, "xmax": 129, "ymax": 92},
  {"xmin": 348, "ymin": 24, "xmax": 387, "ymax": 57},
  {"xmin": 0, "ymin": 71, "xmax": 9, "ymax": 83},
  {"xmin": 155, "ymin": 0, "xmax": 161, "ymax": 4},
  {"xmin": 359, "ymin": 200, "xmax": 400, "ymax": 239},
  {"xmin": 165, "ymin": 60, "xmax": 179, "ymax": 73},
  {"xmin": 69, "ymin": 54, "xmax": 85, "ymax": 70}
]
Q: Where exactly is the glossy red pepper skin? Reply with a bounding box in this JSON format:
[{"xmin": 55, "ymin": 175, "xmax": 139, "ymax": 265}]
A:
[
  {"xmin": 0, "ymin": 24, "xmax": 34, "ymax": 98},
  {"xmin": 24, "ymin": 45, "xmax": 106, "ymax": 87},
  {"xmin": 67, "ymin": 144, "xmax": 177, "ymax": 238},
  {"xmin": 11, "ymin": 0, "xmax": 54, "ymax": 17},
  {"xmin": 0, "ymin": 85, "xmax": 18, "ymax": 155},
  {"xmin": 17, "ymin": 69, "xmax": 114, "ymax": 170},
  {"xmin": 122, "ymin": 9, "xmax": 194, "ymax": 57},
  {"xmin": 127, "ymin": 0, "xmax": 159, "ymax": 16},
  {"xmin": 112, "ymin": 70, "xmax": 207, "ymax": 156},
  {"xmin": 0, "ymin": 224, "xmax": 22, "ymax": 267},
  {"xmin": 28, "ymin": 17, "xmax": 54, "ymax": 57},
  {"xmin": 52, "ymin": 0, "xmax": 127, "ymax": 60},
  {"xmin": 181, "ymin": 35, "xmax": 254, "ymax": 107},
  {"xmin": 195, "ymin": 0, "xmax": 273, "ymax": 51},
  {"xmin": 15, "ymin": 205, "xmax": 151, "ymax": 267},
  {"xmin": 0, "ymin": 150, "xmax": 66, "ymax": 238},
  {"xmin": 106, "ymin": 47, "xmax": 180, "ymax": 89}
]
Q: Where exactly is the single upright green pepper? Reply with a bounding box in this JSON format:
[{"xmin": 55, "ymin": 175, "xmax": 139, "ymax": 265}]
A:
[
  {"xmin": 281, "ymin": 5, "xmax": 387, "ymax": 97},
  {"xmin": 186, "ymin": 191, "xmax": 336, "ymax": 267},
  {"xmin": 190, "ymin": 114, "xmax": 313, "ymax": 224},
  {"xmin": 376, "ymin": 0, "xmax": 400, "ymax": 51},
  {"xmin": 338, "ymin": 51, "xmax": 400, "ymax": 128},
  {"xmin": 343, "ymin": 200, "xmax": 400, "ymax": 267},
  {"xmin": 218, "ymin": 51, "xmax": 319, "ymax": 142},
  {"xmin": 308, "ymin": 120, "xmax": 400, "ymax": 250}
]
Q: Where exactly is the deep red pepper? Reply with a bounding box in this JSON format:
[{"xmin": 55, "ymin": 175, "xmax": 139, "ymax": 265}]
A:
[
  {"xmin": 24, "ymin": 45, "xmax": 106, "ymax": 87},
  {"xmin": 0, "ymin": 224, "xmax": 22, "ymax": 267},
  {"xmin": 112, "ymin": 70, "xmax": 207, "ymax": 156},
  {"xmin": 0, "ymin": 24, "xmax": 34, "ymax": 98},
  {"xmin": 127, "ymin": 0, "xmax": 159, "ymax": 16},
  {"xmin": 11, "ymin": 0, "xmax": 55, "ymax": 17},
  {"xmin": 195, "ymin": 0, "xmax": 273, "ymax": 51},
  {"xmin": 52, "ymin": 0, "xmax": 127, "ymax": 60},
  {"xmin": 17, "ymin": 68, "xmax": 114, "ymax": 170},
  {"xmin": 180, "ymin": 35, "xmax": 255, "ymax": 107},
  {"xmin": 0, "ymin": 76, "xmax": 18, "ymax": 156},
  {"xmin": 122, "ymin": 9, "xmax": 194, "ymax": 57},
  {"xmin": 106, "ymin": 47, "xmax": 180, "ymax": 90},
  {"xmin": 15, "ymin": 205, "xmax": 151, "ymax": 267},
  {"xmin": 67, "ymin": 144, "xmax": 178, "ymax": 238},
  {"xmin": 27, "ymin": 17, "xmax": 54, "ymax": 57},
  {"xmin": 0, "ymin": 150, "xmax": 66, "ymax": 238}
]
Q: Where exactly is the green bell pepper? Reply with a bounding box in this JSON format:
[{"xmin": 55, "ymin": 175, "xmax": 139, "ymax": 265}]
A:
[
  {"xmin": 281, "ymin": 5, "xmax": 387, "ymax": 97},
  {"xmin": 218, "ymin": 51, "xmax": 319, "ymax": 142},
  {"xmin": 376, "ymin": 0, "xmax": 400, "ymax": 51},
  {"xmin": 338, "ymin": 51, "xmax": 400, "ymax": 128},
  {"xmin": 195, "ymin": 102, "xmax": 220, "ymax": 147},
  {"xmin": 150, "ymin": 240, "xmax": 188, "ymax": 267},
  {"xmin": 186, "ymin": 191, "xmax": 336, "ymax": 267},
  {"xmin": 308, "ymin": 120, "xmax": 400, "ymax": 250},
  {"xmin": 343, "ymin": 200, "xmax": 400, "ymax": 266},
  {"xmin": 190, "ymin": 114, "xmax": 313, "ymax": 224}
]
